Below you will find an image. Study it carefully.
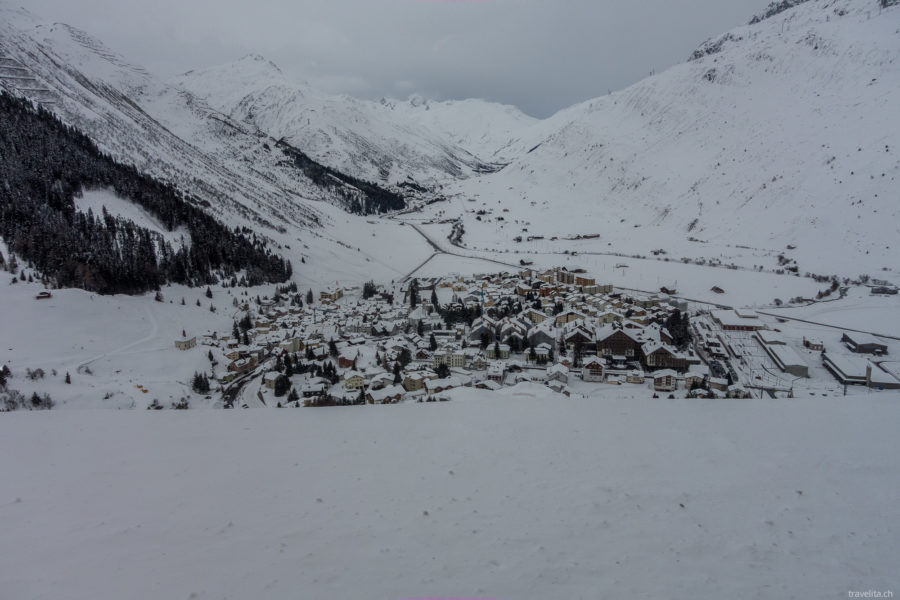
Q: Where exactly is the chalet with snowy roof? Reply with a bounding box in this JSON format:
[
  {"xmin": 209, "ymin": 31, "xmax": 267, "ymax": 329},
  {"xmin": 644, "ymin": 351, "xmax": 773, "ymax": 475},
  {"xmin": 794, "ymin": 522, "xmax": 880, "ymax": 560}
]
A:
[
  {"xmin": 596, "ymin": 325, "xmax": 642, "ymax": 358},
  {"xmin": 468, "ymin": 316, "xmax": 497, "ymax": 342},
  {"xmin": 555, "ymin": 310, "xmax": 586, "ymax": 326},
  {"xmin": 625, "ymin": 369, "xmax": 645, "ymax": 385},
  {"xmin": 564, "ymin": 326, "xmax": 594, "ymax": 348},
  {"xmin": 227, "ymin": 356, "xmax": 257, "ymax": 374},
  {"xmin": 344, "ymin": 317, "xmax": 372, "ymax": 336},
  {"xmin": 598, "ymin": 310, "xmax": 625, "ymax": 325},
  {"xmin": 546, "ymin": 363, "xmax": 569, "ymax": 384},
  {"xmin": 263, "ymin": 371, "xmax": 282, "ymax": 390},
  {"xmin": 487, "ymin": 362, "xmax": 506, "ymax": 383},
  {"xmin": 403, "ymin": 369, "xmax": 438, "ymax": 392},
  {"xmin": 581, "ymin": 356, "xmax": 605, "ymax": 382},
  {"xmin": 366, "ymin": 385, "xmax": 405, "ymax": 404},
  {"xmin": 342, "ymin": 371, "xmax": 366, "ymax": 391},
  {"xmin": 338, "ymin": 349, "xmax": 359, "ymax": 369},
  {"xmin": 486, "ymin": 344, "xmax": 510, "ymax": 360},
  {"xmin": 425, "ymin": 374, "xmax": 472, "ymax": 394},
  {"xmin": 174, "ymin": 335, "xmax": 197, "ymax": 351},
  {"xmin": 368, "ymin": 373, "xmax": 395, "ymax": 390},
  {"xmin": 641, "ymin": 341, "xmax": 696, "ymax": 372},
  {"xmin": 684, "ymin": 370, "xmax": 706, "ymax": 390},
  {"xmin": 653, "ymin": 370, "xmax": 677, "ymax": 392},
  {"xmin": 320, "ymin": 288, "xmax": 343, "ymax": 303},
  {"xmin": 727, "ymin": 385, "xmax": 752, "ymax": 399},
  {"xmin": 278, "ymin": 337, "xmax": 304, "ymax": 353},
  {"xmin": 433, "ymin": 349, "xmax": 466, "ymax": 369}
]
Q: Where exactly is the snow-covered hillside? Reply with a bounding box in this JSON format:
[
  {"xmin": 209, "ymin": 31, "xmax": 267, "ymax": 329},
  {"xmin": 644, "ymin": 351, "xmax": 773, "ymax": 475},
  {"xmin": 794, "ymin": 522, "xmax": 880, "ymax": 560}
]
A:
[
  {"xmin": 2, "ymin": 0, "xmax": 899, "ymax": 285},
  {"xmin": 0, "ymin": 5, "xmax": 318, "ymax": 227},
  {"xmin": 381, "ymin": 95, "xmax": 559, "ymax": 165},
  {"xmin": 172, "ymin": 56, "xmax": 513, "ymax": 185},
  {"xmin": 418, "ymin": 0, "xmax": 900, "ymax": 279},
  {"xmin": 2, "ymin": 391, "xmax": 899, "ymax": 598},
  {"xmin": 0, "ymin": 2, "xmax": 453, "ymax": 286}
]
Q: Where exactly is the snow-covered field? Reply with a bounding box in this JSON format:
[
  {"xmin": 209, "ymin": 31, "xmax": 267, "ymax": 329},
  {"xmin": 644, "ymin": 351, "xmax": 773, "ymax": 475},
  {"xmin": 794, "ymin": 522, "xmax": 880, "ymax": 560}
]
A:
[
  {"xmin": 1, "ymin": 388, "xmax": 898, "ymax": 599},
  {"xmin": 764, "ymin": 286, "xmax": 900, "ymax": 337},
  {"xmin": 0, "ymin": 274, "xmax": 234, "ymax": 409}
]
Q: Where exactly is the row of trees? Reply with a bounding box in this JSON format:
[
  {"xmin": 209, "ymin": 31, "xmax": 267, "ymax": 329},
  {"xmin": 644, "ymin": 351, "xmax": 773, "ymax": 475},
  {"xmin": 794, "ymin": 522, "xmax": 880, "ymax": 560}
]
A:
[{"xmin": 0, "ymin": 92, "xmax": 292, "ymax": 294}]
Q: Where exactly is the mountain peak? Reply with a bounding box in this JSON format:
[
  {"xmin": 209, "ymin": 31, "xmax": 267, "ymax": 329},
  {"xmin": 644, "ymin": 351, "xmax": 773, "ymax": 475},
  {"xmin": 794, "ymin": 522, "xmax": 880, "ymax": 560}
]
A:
[{"xmin": 237, "ymin": 53, "xmax": 284, "ymax": 74}]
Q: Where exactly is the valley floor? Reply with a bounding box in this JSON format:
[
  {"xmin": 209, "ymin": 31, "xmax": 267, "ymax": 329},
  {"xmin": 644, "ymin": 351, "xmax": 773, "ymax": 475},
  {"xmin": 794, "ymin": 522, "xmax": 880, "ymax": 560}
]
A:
[{"xmin": 1, "ymin": 389, "xmax": 898, "ymax": 599}]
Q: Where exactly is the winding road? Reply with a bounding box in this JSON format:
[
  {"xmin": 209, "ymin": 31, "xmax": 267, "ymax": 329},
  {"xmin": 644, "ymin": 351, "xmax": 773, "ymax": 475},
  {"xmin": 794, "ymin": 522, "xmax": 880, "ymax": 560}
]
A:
[{"xmin": 400, "ymin": 221, "xmax": 522, "ymax": 281}]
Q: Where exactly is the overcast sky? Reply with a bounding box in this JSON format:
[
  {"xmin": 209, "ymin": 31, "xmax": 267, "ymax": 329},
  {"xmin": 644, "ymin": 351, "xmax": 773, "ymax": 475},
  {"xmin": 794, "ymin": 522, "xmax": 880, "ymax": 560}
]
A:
[{"xmin": 25, "ymin": 0, "xmax": 766, "ymax": 117}]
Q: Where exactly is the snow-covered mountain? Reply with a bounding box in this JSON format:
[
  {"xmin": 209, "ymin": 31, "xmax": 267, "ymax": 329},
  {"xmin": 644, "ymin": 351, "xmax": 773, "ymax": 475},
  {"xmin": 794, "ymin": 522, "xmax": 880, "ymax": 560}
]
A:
[
  {"xmin": 424, "ymin": 0, "xmax": 900, "ymax": 277},
  {"xmin": 2, "ymin": 0, "xmax": 898, "ymax": 284},
  {"xmin": 381, "ymin": 95, "xmax": 574, "ymax": 166},
  {"xmin": 0, "ymin": 2, "xmax": 431, "ymax": 235},
  {"xmin": 172, "ymin": 57, "xmax": 516, "ymax": 184},
  {"xmin": 0, "ymin": 5, "xmax": 318, "ymax": 229}
]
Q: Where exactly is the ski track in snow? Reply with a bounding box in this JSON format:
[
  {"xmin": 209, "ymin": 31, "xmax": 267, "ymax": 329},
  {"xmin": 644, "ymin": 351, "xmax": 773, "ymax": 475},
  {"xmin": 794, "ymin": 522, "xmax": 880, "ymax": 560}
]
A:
[{"xmin": 77, "ymin": 304, "xmax": 158, "ymax": 372}]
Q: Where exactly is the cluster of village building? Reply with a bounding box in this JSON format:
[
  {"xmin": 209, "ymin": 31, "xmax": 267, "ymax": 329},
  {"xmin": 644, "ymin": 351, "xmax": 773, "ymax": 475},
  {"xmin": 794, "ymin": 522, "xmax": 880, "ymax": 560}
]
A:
[{"xmin": 174, "ymin": 266, "xmax": 898, "ymax": 405}]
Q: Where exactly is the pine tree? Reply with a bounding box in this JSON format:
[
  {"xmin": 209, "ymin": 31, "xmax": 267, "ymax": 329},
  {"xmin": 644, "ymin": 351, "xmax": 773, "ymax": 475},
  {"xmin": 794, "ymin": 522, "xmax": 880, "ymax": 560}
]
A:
[
  {"xmin": 307, "ymin": 289, "xmax": 314, "ymax": 304},
  {"xmin": 329, "ymin": 338, "xmax": 339, "ymax": 357},
  {"xmin": 65, "ymin": 371, "xmax": 71, "ymax": 384},
  {"xmin": 409, "ymin": 278, "xmax": 419, "ymax": 308},
  {"xmin": 192, "ymin": 371, "xmax": 210, "ymax": 394},
  {"xmin": 429, "ymin": 333, "xmax": 437, "ymax": 351},
  {"xmin": 399, "ymin": 347, "xmax": 412, "ymax": 367},
  {"xmin": 274, "ymin": 375, "xmax": 290, "ymax": 397},
  {"xmin": 573, "ymin": 339, "xmax": 584, "ymax": 368},
  {"xmin": 205, "ymin": 286, "xmax": 213, "ymax": 299}
]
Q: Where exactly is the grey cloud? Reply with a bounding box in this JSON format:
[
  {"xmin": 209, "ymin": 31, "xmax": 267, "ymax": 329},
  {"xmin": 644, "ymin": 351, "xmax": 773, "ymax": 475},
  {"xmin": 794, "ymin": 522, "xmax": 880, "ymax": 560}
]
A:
[{"xmin": 24, "ymin": 0, "xmax": 765, "ymax": 116}]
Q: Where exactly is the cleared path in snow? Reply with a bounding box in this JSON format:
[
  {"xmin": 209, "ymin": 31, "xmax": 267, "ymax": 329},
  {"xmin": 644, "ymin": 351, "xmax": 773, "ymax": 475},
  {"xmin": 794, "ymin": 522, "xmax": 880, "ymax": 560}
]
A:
[{"xmin": 401, "ymin": 221, "xmax": 521, "ymax": 281}]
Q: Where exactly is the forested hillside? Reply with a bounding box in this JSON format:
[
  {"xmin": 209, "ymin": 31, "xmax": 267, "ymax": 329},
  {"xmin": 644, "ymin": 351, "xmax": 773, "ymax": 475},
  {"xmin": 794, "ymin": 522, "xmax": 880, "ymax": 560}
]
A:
[{"xmin": 0, "ymin": 92, "xmax": 292, "ymax": 294}]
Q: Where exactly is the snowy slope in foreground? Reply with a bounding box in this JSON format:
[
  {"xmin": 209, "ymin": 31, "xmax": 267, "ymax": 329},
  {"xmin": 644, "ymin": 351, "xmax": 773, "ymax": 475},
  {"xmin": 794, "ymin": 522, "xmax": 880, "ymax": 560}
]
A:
[
  {"xmin": 433, "ymin": 0, "xmax": 900, "ymax": 277},
  {"xmin": 2, "ymin": 392, "xmax": 898, "ymax": 599}
]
